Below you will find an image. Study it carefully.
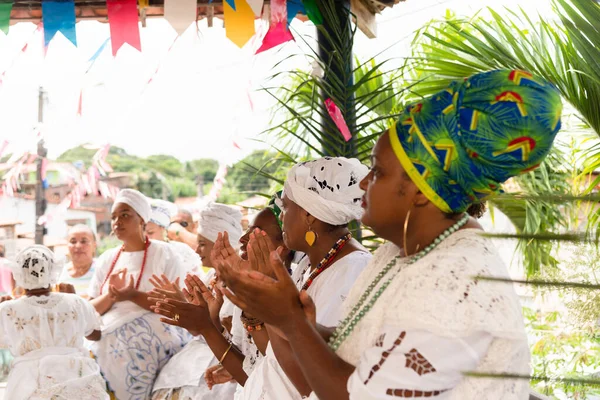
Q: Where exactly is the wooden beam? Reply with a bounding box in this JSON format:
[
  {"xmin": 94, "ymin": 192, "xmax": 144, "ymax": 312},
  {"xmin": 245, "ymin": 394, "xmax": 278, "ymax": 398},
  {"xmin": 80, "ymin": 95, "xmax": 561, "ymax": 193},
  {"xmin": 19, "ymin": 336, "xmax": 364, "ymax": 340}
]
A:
[{"xmin": 351, "ymin": 0, "xmax": 377, "ymax": 39}]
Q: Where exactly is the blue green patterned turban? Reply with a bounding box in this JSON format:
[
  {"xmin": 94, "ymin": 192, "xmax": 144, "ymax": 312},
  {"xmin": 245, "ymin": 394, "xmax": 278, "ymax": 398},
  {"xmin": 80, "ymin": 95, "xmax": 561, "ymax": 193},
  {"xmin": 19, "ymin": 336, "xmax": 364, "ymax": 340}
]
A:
[
  {"xmin": 267, "ymin": 191, "xmax": 283, "ymax": 228},
  {"xmin": 390, "ymin": 69, "xmax": 563, "ymax": 213}
]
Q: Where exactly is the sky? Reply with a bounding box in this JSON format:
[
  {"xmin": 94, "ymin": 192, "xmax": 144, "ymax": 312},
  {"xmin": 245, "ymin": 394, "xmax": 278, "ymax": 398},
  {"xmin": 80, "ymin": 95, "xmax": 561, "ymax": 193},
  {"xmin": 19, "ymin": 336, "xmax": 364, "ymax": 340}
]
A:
[{"xmin": 0, "ymin": 0, "xmax": 556, "ymax": 164}]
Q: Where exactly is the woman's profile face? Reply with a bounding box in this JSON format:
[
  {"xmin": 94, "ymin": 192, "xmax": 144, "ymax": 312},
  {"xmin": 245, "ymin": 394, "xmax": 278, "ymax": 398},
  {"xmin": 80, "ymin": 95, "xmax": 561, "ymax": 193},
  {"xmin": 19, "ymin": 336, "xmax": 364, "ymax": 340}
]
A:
[
  {"xmin": 240, "ymin": 209, "xmax": 283, "ymax": 261},
  {"xmin": 111, "ymin": 203, "xmax": 144, "ymax": 242},
  {"xmin": 360, "ymin": 131, "xmax": 416, "ymax": 238},
  {"xmin": 145, "ymin": 222, "xmax": 164, "ymax": 241},
  {"xmin": 196, "ymin": 234, "xmax": 215, "ymax": 268},
  {"xmin": 279, "ymin": 194, "xmax": 307, "ymax": 252}
]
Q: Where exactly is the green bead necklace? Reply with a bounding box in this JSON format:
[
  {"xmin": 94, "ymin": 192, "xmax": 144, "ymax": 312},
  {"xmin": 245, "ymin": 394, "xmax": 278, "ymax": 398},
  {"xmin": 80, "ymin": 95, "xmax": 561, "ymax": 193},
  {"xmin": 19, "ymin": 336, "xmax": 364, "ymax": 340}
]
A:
[{"xmin": 328, "ymin": 214, "xmax": 470, "ymax": 351}]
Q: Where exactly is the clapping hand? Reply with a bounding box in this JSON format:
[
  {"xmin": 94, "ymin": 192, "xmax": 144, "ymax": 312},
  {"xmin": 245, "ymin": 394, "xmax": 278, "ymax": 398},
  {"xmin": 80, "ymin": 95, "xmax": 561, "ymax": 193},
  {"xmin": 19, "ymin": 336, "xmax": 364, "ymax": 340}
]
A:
[
  {"xmin": 212, "ymin": 232, "xmax": 249, "ymax": 273},
  {"xmin": 148, "ymin": 274, "xmax": 185, "ymax": 303},
  {"xmin": 151, "ymin": 275, "xmax": 220, "ymax": 336},
  {"xmin": 108, "ymin": 269, "xmax": 137, "ymax": 302},
  {"xmin": 183, "ymin": 274, "xmax": 224, "ymax": 330},
  {"xmin": 216, "ymin": 246, "xmax": 304, "ymax": 333}
]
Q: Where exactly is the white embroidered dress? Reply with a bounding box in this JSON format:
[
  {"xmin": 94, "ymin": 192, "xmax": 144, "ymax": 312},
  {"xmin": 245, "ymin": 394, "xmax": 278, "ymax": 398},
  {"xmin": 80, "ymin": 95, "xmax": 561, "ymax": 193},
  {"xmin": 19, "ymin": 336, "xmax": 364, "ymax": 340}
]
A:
[
  {"xmin": 241, "ymin": 250, "xmax": 372, "ymax": 400},
  {"xmin": 0, "ymin": 293, "xmax": 108, "ymax": 400},
  {"xmin": 311, "ymin": 230, "xmax": 530, "ymax": 399},
  {"xmin": 88, "ymin": 240, "xmax": 191, "ymax": 400}
]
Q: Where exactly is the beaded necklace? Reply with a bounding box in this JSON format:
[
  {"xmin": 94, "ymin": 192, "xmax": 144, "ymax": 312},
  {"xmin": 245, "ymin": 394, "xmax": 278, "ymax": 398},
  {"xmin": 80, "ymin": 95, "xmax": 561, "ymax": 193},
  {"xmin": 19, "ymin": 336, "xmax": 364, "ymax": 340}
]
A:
[
  {"xmin": 100, "ymin": 237, "xmax": 151, "ymax": 295},
  {"xmin": 301, "ymin": 233, "xmax": 352, "ymax": 291},
  {"xmin": 328, "ymin": 214, "xmax": 470, "ymax": 351}
]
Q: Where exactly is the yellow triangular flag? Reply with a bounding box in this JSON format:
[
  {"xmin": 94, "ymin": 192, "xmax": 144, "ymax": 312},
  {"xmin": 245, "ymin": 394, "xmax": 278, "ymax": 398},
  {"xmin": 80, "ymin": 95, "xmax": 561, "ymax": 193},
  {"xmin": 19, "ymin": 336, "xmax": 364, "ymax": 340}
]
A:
[{"xmin": 224, "ymin": 0, "xmax": 256, "ymax": 48}]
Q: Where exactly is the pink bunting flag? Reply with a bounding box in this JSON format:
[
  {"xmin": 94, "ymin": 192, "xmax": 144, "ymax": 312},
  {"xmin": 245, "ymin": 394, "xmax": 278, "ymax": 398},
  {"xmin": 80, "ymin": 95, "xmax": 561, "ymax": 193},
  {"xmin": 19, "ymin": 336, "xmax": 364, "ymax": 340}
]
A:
[
  {"xmin": 41, "ymin": 158, "xmax": 49, "ymax": 181},
  {"xmin": 256, "ymin": 0, "xmax": 294, "ymax": 54},
  {"xmin": 325, "ymin": 98, "xmax": 352, "ymax": 142},
  {"xmin": 106, "ymin": 0, "xmax": 141, "ymax": 56},
  {"xmin": 77, "ymin": 90, "xmax": 83, "ymax": 116}
]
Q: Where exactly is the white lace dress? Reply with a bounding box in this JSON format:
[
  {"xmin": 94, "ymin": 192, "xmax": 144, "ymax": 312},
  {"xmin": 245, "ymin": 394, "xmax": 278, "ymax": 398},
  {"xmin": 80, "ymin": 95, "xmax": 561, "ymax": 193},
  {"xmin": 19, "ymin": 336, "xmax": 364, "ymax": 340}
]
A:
[
  {"xmin": 0, "ymin": 293, "xmax": 108, "ymax": 400},
  {"xmin": 309, "ymin": 230, "xmax": 530, "ymax": 399},
  {"xmin": 241, "ymin": 250, "xmax": 372, "ymax": 400},
  {"xmin": 88, "ymin": 240, "xmax": 191, "ymax": 400}
]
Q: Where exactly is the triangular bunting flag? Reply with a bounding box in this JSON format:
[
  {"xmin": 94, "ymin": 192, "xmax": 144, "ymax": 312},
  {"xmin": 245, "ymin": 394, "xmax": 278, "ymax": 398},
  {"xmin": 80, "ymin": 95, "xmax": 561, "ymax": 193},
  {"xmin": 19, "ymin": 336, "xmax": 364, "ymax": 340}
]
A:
[
  {"xmin": 42, "ymin": 0, "xmax": 77, "ymax": 47},
  {"xmin": 224, "ymin": 0, "xmax": 255, "ymax": 48},
  {"xmin": 164, "ymin": 0, "xmax": 197, "ymax": 36},
  {"xmin": 246, "ymin": 0, "xmax": 264, "ymax": 17},
  {"xmin": 286, "ymin": 0, "xmax": 305, "ymax": 25},
  {"xmin": 302, "ymin": 0, "xmax": 323, "ymax": 25},
  {"xmin": 256, "ymin": 0, "xmax": 294, "ymax": 54},
  {"xmin": 107, "ymin": 0, "xmax": 141, "ymax": 56},
  {"xmin": 225, "ymin": 0, "xmax": 236, "ymax": 11},
  {"xmin": 0, "ymin": 1, "xmax": 12, "ymax": 35}
]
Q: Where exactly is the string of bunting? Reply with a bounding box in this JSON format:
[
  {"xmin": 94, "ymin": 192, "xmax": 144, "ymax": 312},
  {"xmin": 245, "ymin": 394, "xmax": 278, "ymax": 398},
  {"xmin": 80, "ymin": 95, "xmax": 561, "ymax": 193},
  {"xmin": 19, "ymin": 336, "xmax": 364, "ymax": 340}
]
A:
[{"xmin": 0, "ymin": 0, "xmax": 324, "ymax": 53}]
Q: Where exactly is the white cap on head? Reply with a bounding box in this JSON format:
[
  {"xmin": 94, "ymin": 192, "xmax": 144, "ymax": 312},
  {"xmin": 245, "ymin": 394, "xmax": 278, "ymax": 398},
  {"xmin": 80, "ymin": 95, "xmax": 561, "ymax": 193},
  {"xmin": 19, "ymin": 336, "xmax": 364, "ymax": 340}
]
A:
[
  {"xmin": 197, "ymin": 202, "xmax": 243, "ymax": 247},
  {"xmin": 148, "ymin": 199, "xmax": 178, "ymax": 229},
  {"xmin": 112, "ymin": 189, "xmax": 152, "ymax": 223},
  {"xmin": 283, "ymin": 157, "xmax": 369, "ymax": 226},
  {"xmin": 9, "ymin": 245, "xmax": 63, "ymax": 290}
]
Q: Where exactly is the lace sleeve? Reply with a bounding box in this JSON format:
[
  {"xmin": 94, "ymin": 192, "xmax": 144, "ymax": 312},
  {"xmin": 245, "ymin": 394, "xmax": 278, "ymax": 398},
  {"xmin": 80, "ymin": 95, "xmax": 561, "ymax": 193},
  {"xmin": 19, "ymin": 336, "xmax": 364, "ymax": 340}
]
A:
[{"xmin": 347, "ymin": 327, "xmax": 492, "ymax": 399}]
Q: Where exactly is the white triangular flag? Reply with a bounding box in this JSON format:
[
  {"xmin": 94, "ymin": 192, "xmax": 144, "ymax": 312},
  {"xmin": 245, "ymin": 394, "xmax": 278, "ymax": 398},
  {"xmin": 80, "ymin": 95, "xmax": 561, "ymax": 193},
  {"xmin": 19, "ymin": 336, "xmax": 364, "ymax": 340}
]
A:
[
  {"xmin": 247, "ymin": 0, "xmax": 265, "ymax": 17},
  {"xmin": 165, "ymin": 0, "xmax": 197, "ymax": 36}
]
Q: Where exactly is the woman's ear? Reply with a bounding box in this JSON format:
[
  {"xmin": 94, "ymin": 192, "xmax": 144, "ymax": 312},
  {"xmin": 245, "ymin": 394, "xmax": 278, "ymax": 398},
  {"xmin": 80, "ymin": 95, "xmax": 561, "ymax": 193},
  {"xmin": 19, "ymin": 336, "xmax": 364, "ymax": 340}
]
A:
[
  {"xmin": 413, "ymin": 190, "xmax": 430, "ymax": 208},
  {"xmin": 305, "ymin": 212, "xmax": 317, "ymax": 227}
]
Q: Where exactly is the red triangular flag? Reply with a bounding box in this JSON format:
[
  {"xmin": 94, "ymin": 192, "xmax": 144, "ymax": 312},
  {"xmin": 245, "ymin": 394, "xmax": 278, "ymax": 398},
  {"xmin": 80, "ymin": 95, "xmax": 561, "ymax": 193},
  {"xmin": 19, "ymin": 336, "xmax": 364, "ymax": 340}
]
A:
[{"xmin": 107, "ymin": 0, "xmax": 141, "ymax": 56}]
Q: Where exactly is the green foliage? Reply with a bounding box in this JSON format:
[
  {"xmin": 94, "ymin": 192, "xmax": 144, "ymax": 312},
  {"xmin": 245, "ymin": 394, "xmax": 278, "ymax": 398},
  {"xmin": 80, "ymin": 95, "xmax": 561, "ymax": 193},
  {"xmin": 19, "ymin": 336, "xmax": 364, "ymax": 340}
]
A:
[
  {"xmin": 218, "ymin": 150, "xmax": 288, "ymax": 204},
  {"xmin": 57, "ymin": 145, "xmax": 219, "ymax": 200},
  {"xmin": 526, "ymin": 306, "xmax": 600, "ymax": 399}
]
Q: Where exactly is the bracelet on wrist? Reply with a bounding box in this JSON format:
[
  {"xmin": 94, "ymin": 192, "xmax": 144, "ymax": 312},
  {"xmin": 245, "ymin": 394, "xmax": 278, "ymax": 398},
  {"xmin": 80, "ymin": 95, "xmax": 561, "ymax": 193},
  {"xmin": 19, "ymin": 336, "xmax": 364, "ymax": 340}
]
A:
[{"xmin": 219, "ymin": 342, "xmax": 233, "ymax": 366}]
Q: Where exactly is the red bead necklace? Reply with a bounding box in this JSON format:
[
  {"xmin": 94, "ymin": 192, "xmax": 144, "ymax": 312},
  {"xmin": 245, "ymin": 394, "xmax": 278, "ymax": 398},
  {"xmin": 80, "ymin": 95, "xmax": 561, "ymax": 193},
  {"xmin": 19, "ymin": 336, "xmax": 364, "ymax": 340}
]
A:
[
  {"xmin": 100, "ymin": 237, "xmax": 151, "ymax": 295},
  {"xmin": 302, "ymin": 233, "xmax": 352, "ymax": 291}
]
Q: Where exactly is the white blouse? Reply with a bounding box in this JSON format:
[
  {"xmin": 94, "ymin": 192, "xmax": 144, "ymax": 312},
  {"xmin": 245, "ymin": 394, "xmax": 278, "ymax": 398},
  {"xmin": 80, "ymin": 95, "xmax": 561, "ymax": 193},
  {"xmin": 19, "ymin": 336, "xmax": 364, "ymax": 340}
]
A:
[
  {"xmin": 309, "ymin": 230, "xmax": 530, "ymax": 400},
  {"xmin": 0, "ymin": 293, "xmax": 101, "ymax": 355},
  {"xmin": 88, "ymin": 239, "xmax": 187, "ymax": 299}
]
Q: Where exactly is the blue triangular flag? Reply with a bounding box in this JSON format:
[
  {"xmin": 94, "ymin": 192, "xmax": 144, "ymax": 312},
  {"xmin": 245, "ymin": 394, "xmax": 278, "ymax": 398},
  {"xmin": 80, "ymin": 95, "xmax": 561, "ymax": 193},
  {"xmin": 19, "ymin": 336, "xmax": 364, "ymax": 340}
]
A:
[
  {"xmin": 42, "ymin": 0, "xmax": 77, "ymax": 47},
  {"xmin": 225, "ymin": 0, "xmax": 236, "ymax": 11},
  {"xmin": 287, "ymin": 0, "xmax": 305, "ymax": 25}
]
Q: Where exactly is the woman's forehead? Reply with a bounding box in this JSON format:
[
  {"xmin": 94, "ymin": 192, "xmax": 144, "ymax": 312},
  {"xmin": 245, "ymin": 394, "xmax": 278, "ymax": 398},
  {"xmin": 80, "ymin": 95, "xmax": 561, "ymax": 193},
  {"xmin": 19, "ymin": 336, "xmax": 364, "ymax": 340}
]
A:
[{"xmin": 113, "ymin": 203, "xmax": 135, "ymax": 213}]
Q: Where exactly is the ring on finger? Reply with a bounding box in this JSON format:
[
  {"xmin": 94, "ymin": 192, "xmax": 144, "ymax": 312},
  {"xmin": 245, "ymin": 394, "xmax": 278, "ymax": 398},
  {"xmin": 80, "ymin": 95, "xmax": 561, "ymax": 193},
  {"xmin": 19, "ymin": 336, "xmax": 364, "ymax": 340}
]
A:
[{"xmin": 173, "ymin": 313, "xmax": 180, "ymax": 322}]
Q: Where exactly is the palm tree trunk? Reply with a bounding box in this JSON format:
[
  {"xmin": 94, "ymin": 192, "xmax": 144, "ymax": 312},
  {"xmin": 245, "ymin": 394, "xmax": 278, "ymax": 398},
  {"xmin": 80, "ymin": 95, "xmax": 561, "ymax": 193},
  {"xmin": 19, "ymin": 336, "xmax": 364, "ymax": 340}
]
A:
[{"xmin": 317, "ymin": 0, "xmax": 356, "ymax": 158}]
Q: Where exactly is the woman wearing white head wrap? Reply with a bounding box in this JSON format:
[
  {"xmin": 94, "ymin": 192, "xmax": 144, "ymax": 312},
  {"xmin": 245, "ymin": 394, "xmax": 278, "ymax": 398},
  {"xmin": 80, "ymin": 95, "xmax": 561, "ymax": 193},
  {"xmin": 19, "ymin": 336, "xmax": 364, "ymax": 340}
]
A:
[
  {"xmin": 151, "ymin": 202, "xmax": 243, "ymax": 400},
  {"xmin": 146, "ymin": 198, "xmax": 202, "ymax": 274},
  {"xmin": 0, "ymin": 246, "xmax": 108, "ymax": 400},
  {"xmin": 231, "ymin": 157, "xmax": 372, "ymax": 400},
  {"xmin": 87, "ymin": 189, "xmax": 191, "ymax": 399}
]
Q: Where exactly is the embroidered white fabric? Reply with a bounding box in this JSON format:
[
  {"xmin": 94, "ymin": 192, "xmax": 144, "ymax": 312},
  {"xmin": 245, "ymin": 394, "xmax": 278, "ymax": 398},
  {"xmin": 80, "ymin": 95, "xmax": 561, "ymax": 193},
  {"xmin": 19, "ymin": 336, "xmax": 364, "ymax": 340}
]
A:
[
  {"xmin": 9, "ymin": 245, "xmax": 64, "ymax": 290},
  {"xmin": 330, "ymin": 229, "xmax": 530, "ymax": 399},
  {"xmin": 0, "ymin": 293, "xmax": 107, "ymax": 400},
  {"xmin": 283, "ymin": 157, "xmax": 369, "ymax": 226}
]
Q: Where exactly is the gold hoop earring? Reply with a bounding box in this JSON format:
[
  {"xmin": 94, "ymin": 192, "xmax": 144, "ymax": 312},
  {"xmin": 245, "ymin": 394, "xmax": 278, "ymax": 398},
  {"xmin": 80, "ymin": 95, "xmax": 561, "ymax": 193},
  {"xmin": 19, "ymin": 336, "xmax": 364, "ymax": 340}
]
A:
[
  {"xmin": 403, "ymin": 208, "xmax": 412, "ymax": 257},
  {"xmin": 305, "ymin": 226, "xmax": 317, "ymax": 247}
]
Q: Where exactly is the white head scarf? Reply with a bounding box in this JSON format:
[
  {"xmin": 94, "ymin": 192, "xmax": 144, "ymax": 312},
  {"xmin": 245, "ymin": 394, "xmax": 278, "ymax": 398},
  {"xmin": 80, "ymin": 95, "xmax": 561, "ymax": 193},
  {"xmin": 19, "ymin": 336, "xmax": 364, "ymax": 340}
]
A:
[
  {"xmin": 9, "ymin": 245, "xmax": 63, "ymax": 290},
  {"xmin": 197, "ymin": 202, "xmax": 243, "ymax": 247},
  {"xmin": 112, "ymin": 189, "xmax": 152, "ymax": 223},
  {"xmin": 283, "ymin": 157, "xmax": 369, "ymax": 226},
  {"xmin": 148, "ymin": 198, "xmax": 178, "ymax": 229}
]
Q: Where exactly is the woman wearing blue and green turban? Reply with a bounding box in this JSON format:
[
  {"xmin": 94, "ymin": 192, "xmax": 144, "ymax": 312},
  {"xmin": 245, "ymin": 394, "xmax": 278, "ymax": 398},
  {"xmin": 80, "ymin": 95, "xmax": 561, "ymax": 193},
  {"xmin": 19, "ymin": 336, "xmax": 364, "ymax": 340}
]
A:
[{"xmin": 214, "ymin": 69, "xmax": 562, "ymax": 399}]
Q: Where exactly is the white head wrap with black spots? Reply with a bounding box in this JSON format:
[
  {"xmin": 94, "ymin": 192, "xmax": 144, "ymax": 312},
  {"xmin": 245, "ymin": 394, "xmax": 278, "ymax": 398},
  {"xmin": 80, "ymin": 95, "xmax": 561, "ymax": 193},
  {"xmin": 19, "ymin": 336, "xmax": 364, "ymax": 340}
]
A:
[
  {"xmin": 9, "ymin": 245, "xmax": 64, "ymax": 290},
  {"xmin": 283, "ymin": 157, "xmax": 369, "ymax": 225}
]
